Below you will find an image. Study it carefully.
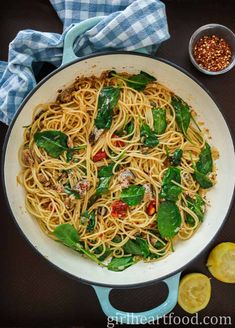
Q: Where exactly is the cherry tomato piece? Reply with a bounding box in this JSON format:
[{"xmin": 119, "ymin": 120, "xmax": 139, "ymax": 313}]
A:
[
  {"xmin": 146, "ymin": 200, "xmax": 157, "ymax": 216},
  {"xmin": 93, "ymin": 150, "xmax": 107, "ymax": 162},
  {"xmin": 112, "ymin": 134, "xmax": 125, "ymax": 147},
  {"xmin": 111, "ymin": 200, "xmax": 129, "ymax": 218}
]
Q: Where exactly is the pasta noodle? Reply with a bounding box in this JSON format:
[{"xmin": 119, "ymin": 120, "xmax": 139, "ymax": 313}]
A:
[{"xmin": 18, "ymin": 71, "xmax": 218, "ymax": 270}]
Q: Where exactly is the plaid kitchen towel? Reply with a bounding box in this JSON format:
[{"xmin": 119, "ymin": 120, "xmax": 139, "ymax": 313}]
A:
[{"xmin": 0, "ymin": 0, "xmax": 169, "ymax": 125}]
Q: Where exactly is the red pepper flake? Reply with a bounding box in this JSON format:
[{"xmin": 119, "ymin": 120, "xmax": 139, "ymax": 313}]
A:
[
  {"xmin": 112, "ymin": 134, "xmax": 125, "ymax": 147},
  {"xmin": 193, "ymin": 34, "xmax": 232, "ymax": 72},
  {"xmin": 146, "ymin": 200, "xmax": 157, "ymax": 216},
  {"xmin": 93, "ymin": 150, "xmax": 107, "ymax": 162},
  {"xmin": 111, "ymin": 200, "xmax": 129, "ymax": 218}
]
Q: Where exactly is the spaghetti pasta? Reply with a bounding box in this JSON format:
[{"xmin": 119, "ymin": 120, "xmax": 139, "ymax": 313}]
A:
[{"xmin": 18, "ymin": 71, "xmax": 218, "ymax": 270}]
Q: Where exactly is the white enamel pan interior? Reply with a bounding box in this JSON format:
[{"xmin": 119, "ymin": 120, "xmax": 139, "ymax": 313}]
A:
[{"xmin": 2, "ymin": 53, "xmax": 235, "ymax": 288}]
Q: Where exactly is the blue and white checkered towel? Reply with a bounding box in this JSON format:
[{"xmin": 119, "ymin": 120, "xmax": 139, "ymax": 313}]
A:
[{"xmin": 0, "ymin": 0, "xmax": 169, "ymax": 125}]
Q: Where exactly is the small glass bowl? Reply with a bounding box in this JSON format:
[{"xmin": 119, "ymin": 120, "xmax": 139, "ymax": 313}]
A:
[{"xmin": 189, "ymin": 24, "xmax": 235, "ymax": 75}]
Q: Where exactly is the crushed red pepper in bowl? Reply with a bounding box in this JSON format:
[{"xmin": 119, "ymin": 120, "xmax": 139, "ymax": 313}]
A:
[
  {"xmin": 189, "ymin": 24, "xmax": 235, "ymax": 75},
  {"xmin": 193, "ymin": 35, "xmax": 232, "ymax": 72}
]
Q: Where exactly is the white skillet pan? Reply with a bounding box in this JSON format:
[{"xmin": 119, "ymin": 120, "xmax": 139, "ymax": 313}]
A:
[{"xmin": 2, "ymin": 18, "xmax": 235, "ymax": 324}]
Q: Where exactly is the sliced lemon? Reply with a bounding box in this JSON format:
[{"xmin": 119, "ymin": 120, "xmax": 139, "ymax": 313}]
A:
[
  {"xmin": 207, "ymin": 242, "xmax": 235, "ymax": 283},
  {"xmin": 178, "ymin": 273, "xmax": 211, "ymax": 314}
]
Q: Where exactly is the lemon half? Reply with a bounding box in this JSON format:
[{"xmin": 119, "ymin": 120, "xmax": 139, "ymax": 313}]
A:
[
  {"xmin": 207, "ymin": 242, "xmax": 235, "ymax": 283},
  {"xmin": 178, "ymin": 273, "xmax": 211, "ymax": 314}
]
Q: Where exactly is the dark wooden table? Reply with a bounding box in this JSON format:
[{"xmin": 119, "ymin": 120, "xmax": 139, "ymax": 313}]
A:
[{"xmin": 0, "ymin": 0, "xmax": 234, "ymax": 327}]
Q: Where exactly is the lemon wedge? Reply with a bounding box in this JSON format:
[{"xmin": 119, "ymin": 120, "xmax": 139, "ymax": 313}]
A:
[
  {"xmin": 178, "ymin": 273, "xmax": 211, "ymax": 314},
  {"xmin": 207, "ymin": 242, "xmax": 235, "ymax": 283}
]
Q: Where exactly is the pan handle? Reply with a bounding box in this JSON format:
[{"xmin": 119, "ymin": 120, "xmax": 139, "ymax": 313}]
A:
[
  {"xmin": 92, "ymin": 272, "xmax": 181, "ymax": 324},
  {"xmin": 62, "ymin": 17, "xmax": 149, "ymax": 65}
]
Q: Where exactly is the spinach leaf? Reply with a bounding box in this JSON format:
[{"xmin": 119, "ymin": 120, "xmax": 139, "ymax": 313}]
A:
[
  {"xmin": 191, "ymin": 149, "xmax": 213, "ymax": 189},
  {"xmin": 162, "ymin": 167, "xmax": 181, "ymax": 185},
  {"xmin": 108, "ymin": 256, "xmax": 135, "ymax": 271},
  {"xmin": 196, "ymin": 143, "xmax": 213, "ymax": 175},
  {"xmin": 95, "ymin": 87, "xmax": 120, "ymax": 129},
  {"xmin": 157, "ymin": 201, "xmax": 182, "ymax": 239},
  {"xmin": 96, "ymin": 176, "xmax": 112, "ymax": 196},
  {"xmin": 111, "ymin": 71, "xmax": 156, "ymax": 91},
  {"xmin": 148, "ymin": 240, "xmax": 165, "ymax": 259},
  {"xmin": 53, "ymin": 223, "xmax": 104, "ymax": 265},
  {"xmin": 160, "ymin": 184, "xmax": 182, "ymax": 202},
  {"xmin": 120, "ymin": 185, "xmax": 145, "ymax": 206},
  {"xmin": 53, "ymin": 223, "xmax": 80, "ymax": 249},
  {"xmin": 81, "ymin": 210, "xmax": 96, "ymax": 232},
  {"xmin": 34, "ymin": 130, "xmax": 68, "ymax": 158},
  {"xmin": 155, "ymin": 240, "xmax": 165, "ymax": 250},
  {"xmin": 160, "ymin": 167, "xmax": 182, "ymax": 202},
  {"xmin": 185, "ymin": 215, "xmax": 195, "ymax": 227},
  {"xmin": 125, "ymin": 120, "xmax": 135, "ymax": 138},
  {"xmin": 152, "ymin": 108, "xmax": 167, "ymax": 135},
  {"xmin": 193, "ymin": 170, "xmax": 213, "ymax": 189},
  {"xmin": 94, "ymin": 245, "xmax": 112, "ymax": 261},
  {"xmin": 123, "ymin": 237, "xmax": 150, "ymax": 258},
  {"xmin": 112, "ymin": 235, "xmax": 122, "ymax": 243},
  {"xmin": 98, "ymin": 163, "xmax": 115, "ymax": 178},
  {"xmin": 66, "ymin": 149, "xmax": 74, "ymax": 162},
  {"xmin": 34, "ymin": 130, "xmax": 86, "ymax": 160},
  {"xmin": 186, "ymin": 195, "xmax": 205, "ymax": 225},
  {"xmin": 171, "ymin": 96, "xmax": 191, "ymax": 135},
  {"xmin": 171, "ymin": 149, "xmax": 183, "ymax": 166},
  {"xmin": 88, "ymin": 194, "xmax": 100, "ymax": 208},
  {"xmin": 96, "ymin": 163, "xmax": 117, "ymax": 196},
  {"xmin": 64, "ymin": 184, "xmax": 81, "ymax": 199},
  {"xmin": 66, "ymin": 145, "xmax": 86, "ymax": 162},
  {"xmin": 140, "ymin": 124, "xmax": 159, "ymax": 148}
]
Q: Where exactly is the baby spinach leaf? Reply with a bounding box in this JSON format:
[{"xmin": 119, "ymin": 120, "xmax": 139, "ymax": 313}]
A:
[
  {"xmin": 86, "ymin": 211, "xmax": 96, "ymax": 232},
  {"xmin": 125, "ymin": 120, "xmax": 134, "ymax": 138},
  {"xmin": 160, "ymin": 184, "xmax": 182, "ymax": 202},
  {"xmin": 148, "ymin": 240, "xmax": 166, "ymax": 259},
  {"xmin": 120, "ymin": 185, "xmax": 145, "ymax": 206},
  {"xmin": 152, "ymin": 108, "xmax": 167, "ymax": 134},
  {"xmin": 193, "ymin": 170, "xmax": 213, "ymax": 189},
  {"xmin": 171, "ymin": 149, "xmax": 183, "ymax": 166},
  {"xmin": 94, "ymin": 246, "xmax": 112, "ymax": 261},
  {"xmin": 53, "ymin": 224, "xmax": 104, "ymax": 266},
  {"xmin": 162, "ymin": 167, "xmax": 181, "ymax": 185},
  {"xmin": 96, "ymin": 163, "xmax": 117, "ymax": 196},
  {"xmin": 171, "ymin": 96, "xmax": 191, "ymax": 135},
  {"xmin": 95, "ymin": 87, "xmax": 120, "ymax": 129},
  {"xmin": 186, "ymin": 195, "xmax": 205, "ymax": 224},
  {"xmin": 155, "ymin": 240, "xmax": 165, "ymax": 250},
  {"xmin": 34, "ymin": 130, "xmax": 68, "ymax": 158},
  {"xmin": 79, "ymin": 246, "xmax": 105, "ymax": 265},
  {"xmin": 111, "ymin": 71, "xmax": 156, "ymax": 91},
  {"xmin": 98, "ymin": 163, "xmax": 116, "ymax": 178},
  {"xmin": 157, "ymin": 201, "xmax": 182, "ymax": 239},
  {"xmin": 96, "ymin": 176, "xmax": 112, "ymax": 196},
  {"xmin": 196, "ymin": 143, "xmax": 213, "ymax": 175},
  {"xmin": 66, "ymin": 149, "xmax": 74, "ymax": 162},
  {"xmin": 53, "ymin": 223, "xmax": 80, "ymax": 249},
  {"xmin": 160, "ymin": 167, "xmax": 182, "ymax": 202},
  {"xmin": 81, "ymin": 210, "xmax": 96, "ymax": 232},
  {"xmin": 112, "ymin": 235, "xmax": 123, "ymax": 243},
  {"xmin": 185, "ymin": 215, "xmax": 195, "ymax": 227},
  {"xmin": 34, "ymin": 129, "xmax": 86, "ymax": 160},
  {"xmin": 108, "ymin": 256, "xmax": 135, "ymax": 271},
  {"xmin": 66, "ymin": 144, "xmax": 87, "ymax": 162},
  {"xmin": 88, "ymin": 194, "xmax": 100, "ymax": 208},
  {"xmin": 64, "ymin": 184, "xmax": 81, "ymax": 199},
  {"xmin": 140, "ymin": 124, "xmax": 159, "ymax": 148},
  {"xmin": 195, "ymin": 194, "xmax": 205, "ymax": 207},
  {"xmin": 123, "ymin": 237, "xmax": 150, "ymax": 258}
]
